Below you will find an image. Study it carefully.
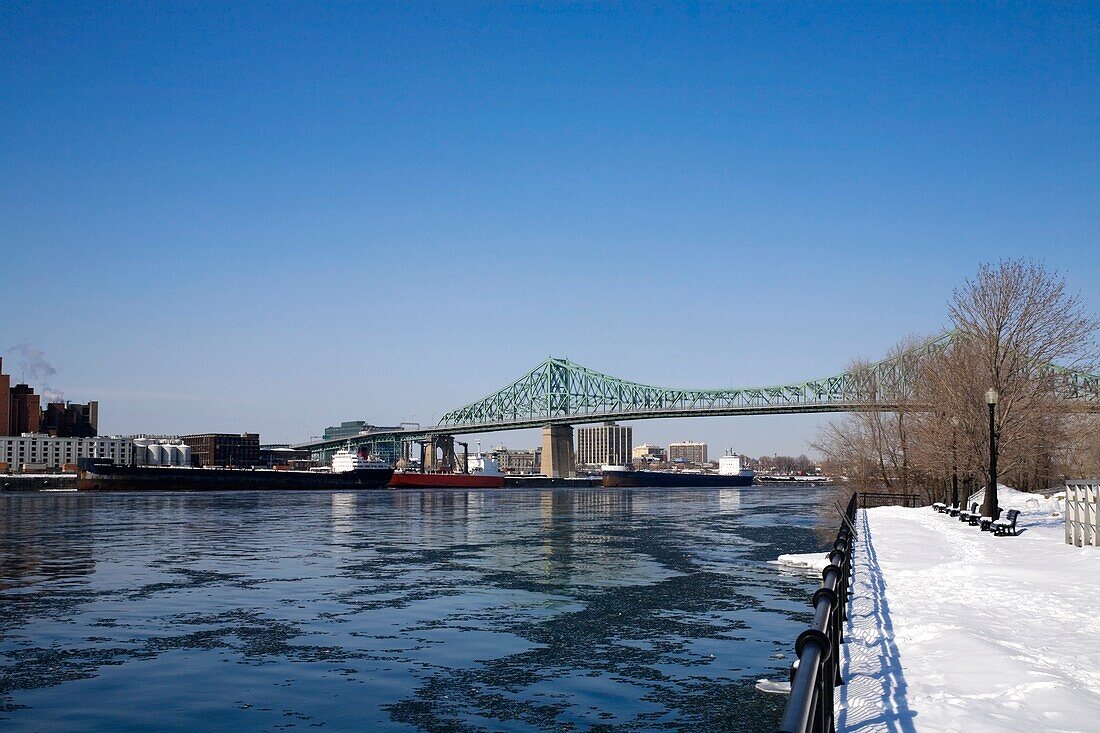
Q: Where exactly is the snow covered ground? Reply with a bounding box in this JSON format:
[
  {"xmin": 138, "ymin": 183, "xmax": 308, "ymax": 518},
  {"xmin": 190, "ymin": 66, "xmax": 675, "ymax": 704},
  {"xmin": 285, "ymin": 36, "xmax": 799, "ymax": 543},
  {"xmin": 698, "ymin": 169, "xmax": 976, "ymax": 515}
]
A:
[{"xmin": 837, "ymin": 487, "xmax": 1100, "ymax": 733}]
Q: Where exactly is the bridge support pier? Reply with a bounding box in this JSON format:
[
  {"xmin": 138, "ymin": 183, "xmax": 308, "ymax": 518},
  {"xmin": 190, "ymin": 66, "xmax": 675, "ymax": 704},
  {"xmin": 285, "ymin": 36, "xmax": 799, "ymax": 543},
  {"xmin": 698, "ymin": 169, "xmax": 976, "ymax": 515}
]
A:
[
  {"xmin": 423, "ymin": 435, "xmax": 457, "ymax": 472},
  {"xmin": 396, "ymin": 440, "xmax": 411, "ymax": 470},
  {"xmin": 540, "ymin": 424, "xmax": 575, "ymax": 478}
]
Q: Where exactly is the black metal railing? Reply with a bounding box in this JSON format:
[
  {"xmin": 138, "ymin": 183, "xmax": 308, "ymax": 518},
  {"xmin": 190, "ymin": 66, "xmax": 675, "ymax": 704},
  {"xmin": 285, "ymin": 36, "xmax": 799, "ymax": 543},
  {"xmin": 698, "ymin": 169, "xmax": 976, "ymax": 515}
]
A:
[
  {"xmin": 775, "ymin": 493, "xmax": 857, "ymax": 733},
  {"xmin": 858, "ymin": 491, "xmax": 921, "ymax": 509}
]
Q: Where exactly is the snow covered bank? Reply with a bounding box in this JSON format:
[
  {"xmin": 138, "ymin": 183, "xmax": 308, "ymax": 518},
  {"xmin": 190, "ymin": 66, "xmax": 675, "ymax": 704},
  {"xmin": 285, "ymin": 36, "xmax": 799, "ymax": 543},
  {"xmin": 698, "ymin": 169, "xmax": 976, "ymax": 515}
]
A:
[{"xmin": 838, "ymin": 496, "xmax": 1100, "ymax": 732}]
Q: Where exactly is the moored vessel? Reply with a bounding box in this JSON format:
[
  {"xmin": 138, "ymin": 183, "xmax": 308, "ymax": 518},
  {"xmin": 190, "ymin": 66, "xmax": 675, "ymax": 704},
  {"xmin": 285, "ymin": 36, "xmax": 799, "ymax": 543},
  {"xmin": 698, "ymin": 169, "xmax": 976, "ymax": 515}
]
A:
[
  {"xmin": 601, "ymin": 450, "xmax": 755, "ymax": 488},
  {"xmin": 77, "ymin": 456, "xmax": 394, "ymax": 491},
  {"xmin": 388, "ymin": 453, "xmax": 505, "ymax": 489}
]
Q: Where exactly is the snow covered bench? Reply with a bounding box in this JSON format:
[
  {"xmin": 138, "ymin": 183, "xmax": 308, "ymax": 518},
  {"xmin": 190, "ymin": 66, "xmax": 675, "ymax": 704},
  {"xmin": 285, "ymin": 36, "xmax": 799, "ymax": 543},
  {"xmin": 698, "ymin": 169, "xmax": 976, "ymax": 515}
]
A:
[
  {"xmin": 992, "ymin": 509, "xmax": 1021, "ymax": 536},
  {"xmin": 959, "ymin": 502, "xmax": 979, "ymax": 524},
  {"xmin": 932, "ymin": 502, "xmax": 946, "ymax": 512}
]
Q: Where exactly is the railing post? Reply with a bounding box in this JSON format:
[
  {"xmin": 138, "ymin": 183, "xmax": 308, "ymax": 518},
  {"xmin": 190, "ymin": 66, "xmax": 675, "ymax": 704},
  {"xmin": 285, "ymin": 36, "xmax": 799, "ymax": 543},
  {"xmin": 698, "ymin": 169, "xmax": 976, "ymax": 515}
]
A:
[{"xmin": 775, "ymin": 494, "xmax": 859, "ymax": 733}]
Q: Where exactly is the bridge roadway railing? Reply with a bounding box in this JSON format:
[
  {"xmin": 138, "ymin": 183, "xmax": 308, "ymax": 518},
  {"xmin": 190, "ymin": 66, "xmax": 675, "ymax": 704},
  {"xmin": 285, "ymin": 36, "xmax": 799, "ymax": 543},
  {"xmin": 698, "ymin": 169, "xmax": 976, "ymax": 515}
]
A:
[
  {"xmin": 436, "ymin": 402, "xmax": 899, "ymax": 434},
  {"xmin": 775, "ymin": 494, "xmax": 858, "ymax": 733}
]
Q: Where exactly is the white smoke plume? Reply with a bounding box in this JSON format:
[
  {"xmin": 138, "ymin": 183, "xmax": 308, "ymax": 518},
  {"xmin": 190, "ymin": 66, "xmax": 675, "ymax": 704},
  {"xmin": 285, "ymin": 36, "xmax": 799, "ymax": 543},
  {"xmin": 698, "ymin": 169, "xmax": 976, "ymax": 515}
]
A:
[
  {"xmin": 7, "ymin": 342, "xmax": 58, "ymax": 381},
  {"xmin": 42, "ymin": 386, "xmax": 66, "ymax": 403},
  {"xmin": 6, "ymin": 343, "xmax": 63, "ymax": 402}
]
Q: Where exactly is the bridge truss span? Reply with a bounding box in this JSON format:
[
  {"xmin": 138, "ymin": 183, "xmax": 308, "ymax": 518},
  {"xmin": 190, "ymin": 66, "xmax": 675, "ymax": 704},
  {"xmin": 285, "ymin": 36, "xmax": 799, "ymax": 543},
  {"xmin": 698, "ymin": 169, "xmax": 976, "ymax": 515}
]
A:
[
  {"xmin": 437, "ymin": 334, "xmax": 958, "ymax": 432},
  {"xmin": 296, "ymin": 333, "xmax": 1099, "ymax": 458}
]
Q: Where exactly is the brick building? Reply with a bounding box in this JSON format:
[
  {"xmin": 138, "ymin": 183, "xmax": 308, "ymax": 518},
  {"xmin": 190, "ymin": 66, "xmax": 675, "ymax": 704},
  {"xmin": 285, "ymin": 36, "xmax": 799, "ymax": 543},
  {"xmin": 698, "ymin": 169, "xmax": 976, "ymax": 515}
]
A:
[
  {"xmin": 181, "ymin": 433, "xmax": 260, "ymax": 467},
  {"xmin": 8, "ymin": 383, "xmax": 40, "ymax": 435},
  {"xmin": 40, "ymin": 401, "xmax": 98, "ymax": 438}
]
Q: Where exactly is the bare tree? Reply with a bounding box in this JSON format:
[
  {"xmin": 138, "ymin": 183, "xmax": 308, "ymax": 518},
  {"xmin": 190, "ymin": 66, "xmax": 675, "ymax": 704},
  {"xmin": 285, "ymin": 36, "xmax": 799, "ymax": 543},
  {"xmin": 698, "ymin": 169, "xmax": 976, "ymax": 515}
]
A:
[
  {"xmin": 1058, "ymin": 415, "xmax": 1100, "ymax": 478},
  {"xmin": 812, "ymin": 336, "xmax": 935, "ymax": 499},
  {"xmin": 816, "ymin": 260, "xmax": 1097, "ymax": 507},
  {"xmin": 948, "ymin": 260, "xmax": 1097, "ymax": 511}
]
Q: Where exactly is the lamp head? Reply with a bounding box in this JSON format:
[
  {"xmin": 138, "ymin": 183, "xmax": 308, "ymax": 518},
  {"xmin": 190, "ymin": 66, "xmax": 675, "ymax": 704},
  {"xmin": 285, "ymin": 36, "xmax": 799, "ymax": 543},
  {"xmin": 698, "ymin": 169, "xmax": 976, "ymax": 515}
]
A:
[{"xmin": 985, "ymin": 388, "xmax": 999, "ymax": 406}]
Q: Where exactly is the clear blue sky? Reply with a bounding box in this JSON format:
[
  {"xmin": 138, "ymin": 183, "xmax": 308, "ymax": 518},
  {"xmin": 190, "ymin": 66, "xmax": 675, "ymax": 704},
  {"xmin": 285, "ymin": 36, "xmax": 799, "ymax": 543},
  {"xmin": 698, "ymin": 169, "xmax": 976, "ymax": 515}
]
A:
[{"xmin": 2, "ymin": 2, "xmax": 1097, "ymax": 456}]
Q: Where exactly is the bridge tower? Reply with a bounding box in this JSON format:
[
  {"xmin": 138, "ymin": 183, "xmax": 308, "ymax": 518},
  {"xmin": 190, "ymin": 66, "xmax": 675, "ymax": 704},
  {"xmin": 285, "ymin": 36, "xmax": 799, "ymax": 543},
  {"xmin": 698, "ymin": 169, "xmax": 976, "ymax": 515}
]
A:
[
  {"xmin": 422, "ymin": 434, "xmax": 458, "ymax": 472},
  {"xmin": 540, "ymin": 424, "xmax": 575, "ymax": 478}
]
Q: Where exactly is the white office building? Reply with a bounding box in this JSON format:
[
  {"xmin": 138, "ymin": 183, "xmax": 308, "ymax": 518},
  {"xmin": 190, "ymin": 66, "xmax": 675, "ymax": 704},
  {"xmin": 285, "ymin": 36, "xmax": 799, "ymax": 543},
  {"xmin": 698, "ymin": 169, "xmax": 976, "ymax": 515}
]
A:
[
  {"xmin": 577, "ymin": 422, "xmax": 633, "ymax": 467},
  {"xmin": 669, "ymin": 441, "xmax": 708, "ymax": 465}
]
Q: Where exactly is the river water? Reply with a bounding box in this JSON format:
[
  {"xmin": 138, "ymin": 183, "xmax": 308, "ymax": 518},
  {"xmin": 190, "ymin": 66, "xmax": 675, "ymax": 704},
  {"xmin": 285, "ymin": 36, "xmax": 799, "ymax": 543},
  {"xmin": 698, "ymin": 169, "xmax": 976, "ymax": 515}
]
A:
[{"xmin": 0, "ymin": 487, "xmax": 835, "ymax": 732}]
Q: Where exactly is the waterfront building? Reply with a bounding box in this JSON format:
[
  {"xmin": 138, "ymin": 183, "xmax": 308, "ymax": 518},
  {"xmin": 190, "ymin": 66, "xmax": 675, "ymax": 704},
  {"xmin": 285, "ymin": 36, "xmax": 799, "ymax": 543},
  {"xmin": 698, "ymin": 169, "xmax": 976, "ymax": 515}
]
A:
[
  {"xmin": 180, "ymin": 433, "xmax": 260, "ymax": 468},
  {"xmin": 668, "ymin": 441, "xmax": 708, "ymax": 465},
  {"xmin": 487, "ymin": 446, "xmax": 541, "ymax": 474},
  {"xmin": 576, "ymin": 422, "xmax": 633, "ymax": 467},
  {"xmin": 7, "ymin": 384, "xmax": 41, "ymax": 436},
  {"xmin": 0, "ymin": 358, "xmax": 9, "ymax": 436},
  {"xmin": 40, "ymin": 401, "xmax": 98, "ymax": 438},
  {"xmin": 323, "ymin": 420, "xmax": 371, "ymax": 440},
  {"xmin": 131, "ymin": 437, "xmax": 192, "ymax": 466},
  {"xmin": 631, "ymin": 443, "xmax": 665, "ymax": 461},
  {"xmin": 259, "ymin": 444, "xmax": 312, "ymax": 468},
  {"xmin": 322, "ymin": 420, "xmax": 403, "ymax": 441},
  {"xmin": 0, "ymin": 434, "xmax": 134, "ymax": 472}
]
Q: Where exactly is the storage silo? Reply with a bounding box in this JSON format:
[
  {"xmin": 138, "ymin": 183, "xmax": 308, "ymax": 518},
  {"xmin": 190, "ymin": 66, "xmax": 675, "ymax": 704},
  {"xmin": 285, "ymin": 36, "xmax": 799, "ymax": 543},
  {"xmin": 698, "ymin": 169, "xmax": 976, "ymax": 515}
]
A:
[
  {"xmin": 147, "ymin": 443, "xmax": 166, "ymax": 467},
  {"xmin": 132, "ymin": 438, "xmax": 152, "ymax": 466},
  {"xmin": 177, "ymin": 443, "xmax": 192, "ymax": 467}
]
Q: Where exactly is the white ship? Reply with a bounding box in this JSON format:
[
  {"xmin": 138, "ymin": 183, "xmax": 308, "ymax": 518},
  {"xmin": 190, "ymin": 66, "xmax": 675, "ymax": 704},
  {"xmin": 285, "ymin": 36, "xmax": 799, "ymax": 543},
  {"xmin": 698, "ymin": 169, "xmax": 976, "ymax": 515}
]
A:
[
  {"xmin": 332, "ymin": 447, "xmax": 390, "ymax": 474},
  {"xmin": 719, "ymin": 450, "xmax": 756, "ymax": 478}
]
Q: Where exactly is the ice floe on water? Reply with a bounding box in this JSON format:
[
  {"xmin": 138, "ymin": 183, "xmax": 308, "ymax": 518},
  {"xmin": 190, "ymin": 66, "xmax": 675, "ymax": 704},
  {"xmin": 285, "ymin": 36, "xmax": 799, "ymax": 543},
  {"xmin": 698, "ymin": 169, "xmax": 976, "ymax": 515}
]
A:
[
  {"xmin": 771, "ymin": 551, "xmax": 831, "ymax": 573},
  {"xmin": 755, "ymin": 677, "xmax": 792, "ymax": 695}
]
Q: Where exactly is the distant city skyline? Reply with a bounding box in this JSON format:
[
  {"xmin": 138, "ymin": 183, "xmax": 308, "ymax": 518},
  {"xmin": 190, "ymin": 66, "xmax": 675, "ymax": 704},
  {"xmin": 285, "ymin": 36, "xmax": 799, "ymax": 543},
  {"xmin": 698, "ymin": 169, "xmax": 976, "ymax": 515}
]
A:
[{"xmin": 3, "ymin": 4, "xmax": 1097, "ymax": 455}]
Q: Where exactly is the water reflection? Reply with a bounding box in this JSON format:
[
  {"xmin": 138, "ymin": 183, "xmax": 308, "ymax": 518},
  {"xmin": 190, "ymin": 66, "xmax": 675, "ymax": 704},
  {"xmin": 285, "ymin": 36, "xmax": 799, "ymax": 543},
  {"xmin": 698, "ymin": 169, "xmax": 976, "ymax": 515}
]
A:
[
  {"xmin": 330, "ymin": 492, "xmax": 356, "ymax": 538},
  {"xmin": 0, "ymin": 495, "xmax": 97, "ymax": 591},
  {"xmin": 0, "ymin": 487, "xmax": 832, "ymax": 731}
]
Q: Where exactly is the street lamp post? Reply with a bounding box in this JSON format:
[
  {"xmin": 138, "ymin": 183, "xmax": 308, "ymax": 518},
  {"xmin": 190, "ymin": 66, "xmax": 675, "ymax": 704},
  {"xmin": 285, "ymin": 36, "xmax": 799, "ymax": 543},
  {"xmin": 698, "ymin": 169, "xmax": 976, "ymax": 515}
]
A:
[
  {"xmin": 950, "ymin": 416, "xmax": 959, "ymax": 513},
  {"xmin": 983, "ymin": 388, "xmax": 999, "ymax": 519}
]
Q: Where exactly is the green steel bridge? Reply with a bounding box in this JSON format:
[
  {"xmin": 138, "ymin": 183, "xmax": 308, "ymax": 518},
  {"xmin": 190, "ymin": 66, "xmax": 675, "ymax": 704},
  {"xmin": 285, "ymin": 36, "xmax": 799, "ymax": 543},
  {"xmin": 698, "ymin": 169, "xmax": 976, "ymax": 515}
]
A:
[{"xmin": 297, "ymin": 333, "xmax": 1100, "ymax": 462}]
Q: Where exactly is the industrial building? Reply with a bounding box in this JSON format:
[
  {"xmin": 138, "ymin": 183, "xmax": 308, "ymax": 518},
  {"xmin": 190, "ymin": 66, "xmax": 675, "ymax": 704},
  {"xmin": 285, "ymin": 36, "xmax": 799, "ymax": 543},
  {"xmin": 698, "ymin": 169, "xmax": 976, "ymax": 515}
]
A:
[
  {"xmin": 668, "ymin": 441, "xmax": 708, "ymax": 465},
  {"xmin": 0, "ymin": 359, "xmax": 7, "ymax": 436},
  {"xmin": 488, "ymin": 446, "xmax": 541, "ymax": 474},
  {"xmin": 132, "ymin": 437, "xmax": 192, "ymax": 467},
  {"xmin": 7, "ymin": 383, "xmax": 41, "ymax": 435},
  {"xmin": 181, "ymin": 433, "xmax": 260, "ymax": 467},
  {"xmin": 40, "ymin": 401, "xmax": 98, "ymax": 438},
  {"xmin": 0, "ymin": 434, "xmax": 134, "ymax": 472},
  {"xmin": 1, "ymin": 359, "xmax": 100, "ymax": 438},
  {"xmin": 258, "ymin": 444, "xmax": 312, "ymax": 469},
  {"xmin": 322, "ymin": 420, "xmax": 404, "ymax": 441},
  {"xmin": 576, "ymin": 422, "xmax": 632, "ymax": 467},
  {"xmin": 1, "ymin": 359, "xmax": 42, "ymax": 435}
]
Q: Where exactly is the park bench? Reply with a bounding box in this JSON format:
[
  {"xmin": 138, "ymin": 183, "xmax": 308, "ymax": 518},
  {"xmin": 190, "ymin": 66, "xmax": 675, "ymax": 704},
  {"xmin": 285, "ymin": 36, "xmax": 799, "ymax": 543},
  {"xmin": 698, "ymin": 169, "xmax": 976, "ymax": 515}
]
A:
[
  {"xmin": 932, "ymin": 502, "xmax": 946, "ymax": 512},
  {"xmin": 979, "ymin": 507, "xmax": 1003, "ymax": 532},
  {"xmin": 992, "ymin": 509, "xmax": 1021, "ymax": 536},
  {"xmin": 959, "ymin": 502, "xmax": 979, "ymax": 523}
]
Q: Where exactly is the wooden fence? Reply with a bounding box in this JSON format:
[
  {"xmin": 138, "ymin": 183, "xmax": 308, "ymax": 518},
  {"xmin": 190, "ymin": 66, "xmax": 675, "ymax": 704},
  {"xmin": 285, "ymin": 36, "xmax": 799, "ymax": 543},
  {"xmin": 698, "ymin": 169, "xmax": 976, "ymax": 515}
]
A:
[{"xmin": 1065, "ymin": 480, "xmax": 1099, "ymax": 548}]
